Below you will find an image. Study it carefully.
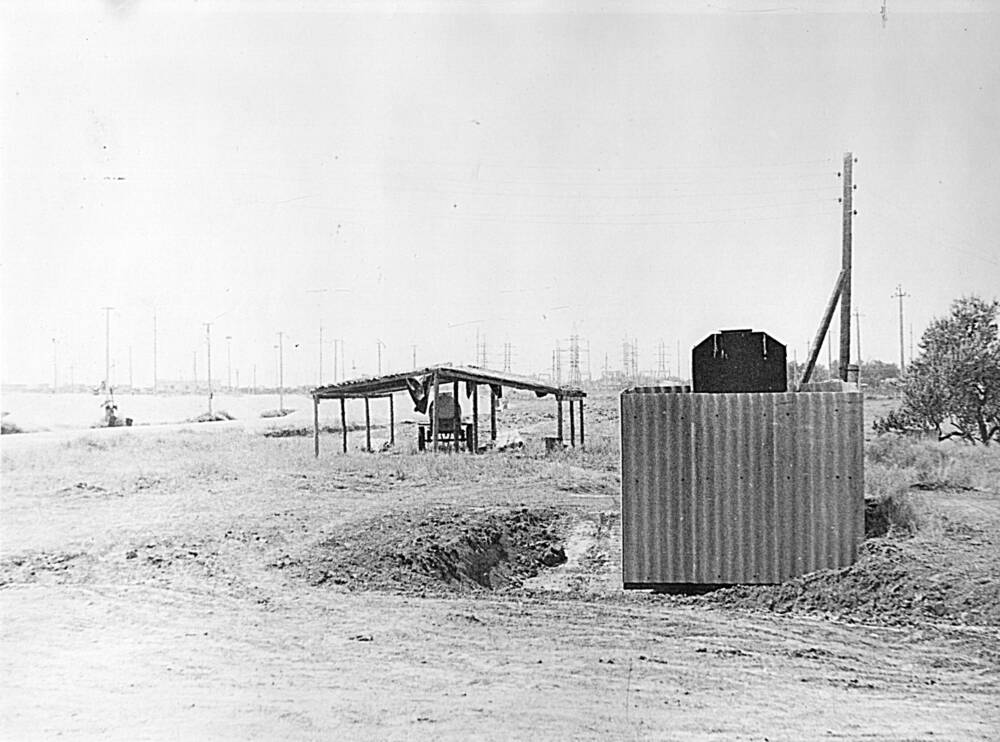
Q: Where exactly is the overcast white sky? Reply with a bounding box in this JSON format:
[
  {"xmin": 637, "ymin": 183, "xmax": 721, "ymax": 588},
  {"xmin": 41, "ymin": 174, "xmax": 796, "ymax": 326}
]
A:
[{"xmin": 2, "ymin": 0, "xmax": 998, "ymax": 387}]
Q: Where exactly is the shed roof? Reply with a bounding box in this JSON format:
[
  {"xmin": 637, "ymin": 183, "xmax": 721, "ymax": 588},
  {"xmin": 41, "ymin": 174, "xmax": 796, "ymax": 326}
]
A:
[{"xmin": 311, "ymin": 364, "xmax": 586, "ymax": 400}]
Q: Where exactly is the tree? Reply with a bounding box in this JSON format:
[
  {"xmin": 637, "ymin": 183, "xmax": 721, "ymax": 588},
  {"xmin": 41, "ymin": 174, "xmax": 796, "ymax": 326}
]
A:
[
  {"xmin": 860, "ymin": 359, "xmax": 900, "ymax": 386},
  {"xmin": 901, "ymin": 296, "xmax": 1000, "ymax": 445}
]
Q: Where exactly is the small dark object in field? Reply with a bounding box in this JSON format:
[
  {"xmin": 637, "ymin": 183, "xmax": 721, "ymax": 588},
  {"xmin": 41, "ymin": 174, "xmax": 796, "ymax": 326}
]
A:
[{"xmin": 1, "ymin": 420, "xmax": 23, "ymax": 435}]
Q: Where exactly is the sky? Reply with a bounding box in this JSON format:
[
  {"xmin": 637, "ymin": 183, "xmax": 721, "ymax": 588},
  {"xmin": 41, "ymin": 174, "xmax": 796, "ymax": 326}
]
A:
[{"xmin": 2, "ymin": 0, "xmax": 999, "ymax": 388}]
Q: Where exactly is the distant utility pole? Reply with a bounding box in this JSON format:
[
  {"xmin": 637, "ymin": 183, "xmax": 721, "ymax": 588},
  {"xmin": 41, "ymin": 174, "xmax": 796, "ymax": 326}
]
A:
[
  {"xmin": 306, "ymin": 288, "xmax": 328, "ymax": 385},
  {"xmin": 854, "ymin": 309, "xmax": 862, "ymax": 365},
  {"xmin": 152, "ymin": 310, "xmax": 158, "ymax": 394},
  {"xmin": 838, "ymin": 152, "xmax": 855, "ymax": 381},
  {"xmin": 277, "ymin": 331, "xmax": 285, "ymax": 411},
  {"xmin": 503, "ymin": 342, "xmax": 512, "ymax": 373},
  {"xmin": 318, "ymin": 325, "xmax": 324, "ymax": 384},
  {"xmin": 204, "ymin": 323, "xmax": 213, "ymax": 415},
  {"xmin": 892, "ymin": 284, "xmax": 909, "ymax": 376},
  {"xmin": 376, "ymin": 339, "xmax": 385, "ymax": 375},
  {"xmin": 101, "ymin": 306, "xmax": 114, "ymax": 390},
  {"xmin": 854, "ymin": 307, "xmax": 864, "ymax": 383},
  {"xmin": 225, "ymin": 335, "xmax": 232, "ymax": 390}
]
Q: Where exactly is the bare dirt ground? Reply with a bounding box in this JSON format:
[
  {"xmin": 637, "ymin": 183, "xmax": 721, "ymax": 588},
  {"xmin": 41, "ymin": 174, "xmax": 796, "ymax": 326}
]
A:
[{"xmin": 1, "ymin": 393, "xmax": 998, "ymax": 740}]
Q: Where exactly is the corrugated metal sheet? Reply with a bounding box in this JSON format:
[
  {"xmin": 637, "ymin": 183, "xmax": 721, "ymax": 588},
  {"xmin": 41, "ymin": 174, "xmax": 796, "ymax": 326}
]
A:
[{"xmin": 621, "ymin": 389, "xmax": 863, "ymax": 586}]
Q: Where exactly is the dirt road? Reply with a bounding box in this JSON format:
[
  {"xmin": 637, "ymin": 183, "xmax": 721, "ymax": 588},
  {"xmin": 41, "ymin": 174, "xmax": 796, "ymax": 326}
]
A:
[{"xmin": 4, "ymin": 583, "xmax": 997, "ymax": 741}]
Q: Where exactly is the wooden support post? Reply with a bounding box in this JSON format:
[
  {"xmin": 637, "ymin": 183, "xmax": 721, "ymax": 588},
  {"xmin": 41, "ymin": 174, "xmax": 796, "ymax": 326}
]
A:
[
  {"xmin": 313, "ymin": 395, "xmax": 320, "ymax": 457},
  {"xmin": 430, "ymin": 372, "xmax": 440, "ymax": 452},
  {"xmin": 340, "ymin": 398, "xmax": 347, "ymax": 453},
  {"xmin": 557, "ymin": 395, "xmax": 564, "ymax": 443},
  {"xmin": 490, "ymin": 387, "xmax": 498, "ymax": 441},
  {"xmin": 569, "ymin": 398, "xmax": 576, "ymax": 447},
  {"xmin": 388, "ymin": 394, "xmax": 395, "ymax": 447},
  {"xmin": 452, "ymin": 380, "xmax": 461, "ymax": 452},
  {"xmin": 364, "ymin": 397, "xmax": 371, "ymax": 452},
  {"xmin": 471, "ymin": 382, "xmax": 479, "ymax": 453},
  {"xmin": 799, "ymin": 270, "xmax": 846, "ymax": 389},
  {"xmin": 579, "ymin": 398, "xmax": 585, "ymax": 449}
]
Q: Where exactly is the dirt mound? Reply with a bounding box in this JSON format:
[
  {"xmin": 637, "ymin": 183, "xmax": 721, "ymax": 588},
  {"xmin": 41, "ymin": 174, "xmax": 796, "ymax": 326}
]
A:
[
  {"xmin": 291, "ymin": 506, "xmax": 567, "ymax": 593},
  {"xmin": 264, "ymin": 425, "xmax": 338, "ymax": 438},
  {"xmin": 0, "ymin": 551, "xmax": 91, "ymax": 587},
  {"xmin": 263, "ymin": 422, "xmax": 368, "ymax": 437},
  {"xmin": 691, "ymin": 523, "xmax": 1000, "ymax": 627},
  {"xmin": 188, "ymin": 411, "xmax": 235, "ymax": 423},
  {"xmin": 260, "ymin": 408, "xmax": 293, "ymax": 418}
]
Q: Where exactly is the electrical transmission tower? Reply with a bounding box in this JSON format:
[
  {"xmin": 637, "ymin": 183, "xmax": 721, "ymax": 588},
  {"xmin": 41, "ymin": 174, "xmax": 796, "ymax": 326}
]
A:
[
  {"xmin": 477, "ymin": 334, "xmax": 488, "ymax": 367},
  {"xmin": 568, "ymin": 334, "xmax": 581, "ymax": 385},
  {"xmin": 503, "ymin": 342, "xmax": 512, "ymax": 373},
  {"xmin": 622, "ymin": 337, "xmax": 639, "ymax": 382},
  {"xmin": 656, "ymin": 340, "xmax": 669, "ymax": 378}
]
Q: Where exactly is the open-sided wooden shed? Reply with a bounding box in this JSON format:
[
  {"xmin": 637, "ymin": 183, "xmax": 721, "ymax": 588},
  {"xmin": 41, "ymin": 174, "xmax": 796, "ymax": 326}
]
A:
[{"xmin": 310, "ymin": 364, "xmax": 586, "ymax": 455}]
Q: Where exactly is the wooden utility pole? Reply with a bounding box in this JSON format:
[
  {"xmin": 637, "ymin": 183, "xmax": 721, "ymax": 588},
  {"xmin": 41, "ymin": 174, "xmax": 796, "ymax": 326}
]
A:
[
  {"xmin": 892, "ymin": 285, "xmax": 909, "ymax": 376},
  {"xmin": 838, "ymin": 152, "xmax": 854, "ymax": 381}
]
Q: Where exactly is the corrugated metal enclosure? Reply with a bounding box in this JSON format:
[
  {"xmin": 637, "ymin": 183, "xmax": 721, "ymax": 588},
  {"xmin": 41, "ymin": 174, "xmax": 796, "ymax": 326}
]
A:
[{"xmin": 621, "ymin": 388, "xmax": 863, "ymax": 587}]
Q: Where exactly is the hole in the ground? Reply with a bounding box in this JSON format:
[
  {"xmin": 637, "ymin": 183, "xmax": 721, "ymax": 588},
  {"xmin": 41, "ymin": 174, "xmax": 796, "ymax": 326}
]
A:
[{"xmin": 297, "ymin": 507, "xmax": 568, "ymax": 592}]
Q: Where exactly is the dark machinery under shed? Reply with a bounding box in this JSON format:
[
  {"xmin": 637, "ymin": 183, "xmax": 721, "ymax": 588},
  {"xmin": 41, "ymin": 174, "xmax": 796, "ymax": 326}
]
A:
[{"xmin": 310, "ymin": 364, "xmax": 586, "ymax": 456}]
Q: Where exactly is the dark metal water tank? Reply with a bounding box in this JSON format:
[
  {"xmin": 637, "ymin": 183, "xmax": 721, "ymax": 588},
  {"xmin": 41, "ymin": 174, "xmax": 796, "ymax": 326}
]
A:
[{"xmin": 692, "ymin": 329, "xmax": 786, "ymax": 393}]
